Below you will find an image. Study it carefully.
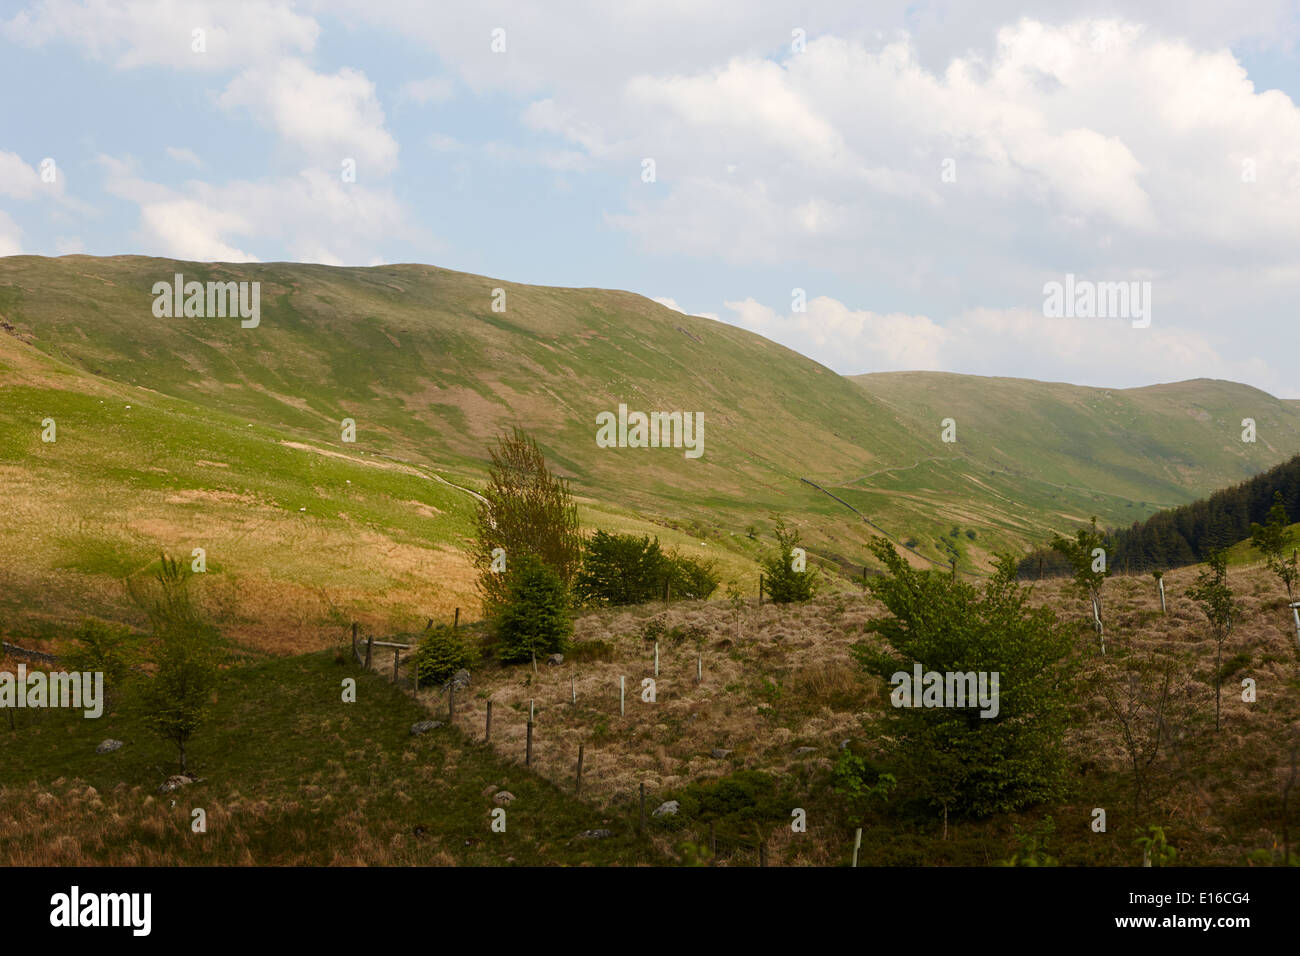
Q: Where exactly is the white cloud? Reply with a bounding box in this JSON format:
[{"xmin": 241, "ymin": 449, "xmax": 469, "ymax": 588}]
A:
[
  {"xmin": 0, "ymin": 151, "xmax": 56, "ymax": 200},
  {"xmin": 0, "ymin": 210, "xmax": 23, "ymax": 255},
  {"xmin": 723, "ymin": 295, "xmax": 1291, "ymax": 397},
  {"xmin": 3, "ymin": 0, "xmax": 319, "ymax": 71},
  {"xmin": 99, "ymin": 156, "xmax": 425, "ymax": 264},
  {"xmin": 165, "ymin": 146, "xmax": 203, "ymax": 167},
  {"xmin": 219, "ymin": 60, "xmax": 399, "ymax": 175}
]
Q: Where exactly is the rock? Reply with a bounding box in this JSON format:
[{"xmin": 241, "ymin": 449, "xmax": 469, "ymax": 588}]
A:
[
  {"xmin": 547, "ymin": 653, "xmax": 564, "ymax": 666},
  {"xmin": 794, "ymin": 746, "xmax": 817, "ymax": 754},
  {"xmin": 710, "ymin": 748, "xmax": 733, "ymax": 759},
  {"xmin": 839, "ymin": 739, "xmax": 851, "ymax": 750},
  {"xmin": 451, "ymin": 669, "xmax": 471, "ymax": 689},
  {"xmin": 410, "ymin": 720, "xmax": 443, "ymax": 735},
  {"xmin": 158, "ymin": 774, "xmax": 199, "ymax": 795},
  {"xmin": 95, "ymin": 739, "xmax": 124, "ymax": 754},
  {"xmin": 579, "ymin": 829, "xmax": 612, "ymax": 839},
  {"xmin": 653, "ymin": 800, "xmax": 679, "ymax": 817},
  {"xmin": 481, "ymin": 784, "xmax": 499, "ymax": 797},
  {"xmin": 493, "ymin": 790, "xmax": 515, "ymax": 806}
]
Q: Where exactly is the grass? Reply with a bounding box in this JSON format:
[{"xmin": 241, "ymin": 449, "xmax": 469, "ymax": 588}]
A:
[{"xmin": 0, "ymin": 649, "xmax": 661, "ymax": 866}]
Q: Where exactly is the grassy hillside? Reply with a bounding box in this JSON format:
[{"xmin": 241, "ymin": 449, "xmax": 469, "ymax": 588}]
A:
[{"xmin": 4, "ymin": 255, "xmax": 1300, "ymax": 652}]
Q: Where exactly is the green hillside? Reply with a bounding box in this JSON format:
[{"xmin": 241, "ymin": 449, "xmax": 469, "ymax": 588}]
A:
[{"xmin": 3, "ymin": 255, "xmax": 1300, "ymax": 650}]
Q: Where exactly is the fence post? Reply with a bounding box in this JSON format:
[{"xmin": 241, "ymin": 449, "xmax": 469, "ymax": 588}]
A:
[
  {"xmin": 620, "ymin": 676, "xmax": 625, "ymax": 716},
  {"xmin": 759, "ymin": 842, "xmax": 767, "ymax": 867},
  {"xmin": 639, "ymin": 782, "xmax": 646, "ymax": 835},
  {"xmin": 697, "ymin": 652, "xmax": 702, "ymax": 683},
  {"xmin": 453, "ymin": 607, "xmax": 459, "ymax": 629},
  {"xmin": 576, "ymin": 743, "xmax": 584, "ymax": 795},
  {"xmin": 413, "ymin": 656, "xmax": 419, "ymax": 692},
  {"xmin": 365, "ymin": 634, "xmax": 373, "ymax": 669},
  {"xmin": 526, "ymin": 721, "xmax": 533, "ymax": 767},
  {"xmin": 486, "ymin": 700, "xmax": 492, "ymax": 741},
  {"xmin": 392, "ymin": 646, "xmax": 399, "ymax": 683},
  {"xmin": 571, "ymin": 675, "xmax": 576, "ymax": 705},
  {"xmin": 852, "ymin": 828, "xmax": 862, "ymax": 867},
  {"xmin": 654, "ymin": 642, "xmax": 659, "ymax": 677}
]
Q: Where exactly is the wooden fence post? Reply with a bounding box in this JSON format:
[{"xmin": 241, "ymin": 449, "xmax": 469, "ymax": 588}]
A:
[
  {"xmin": 392, "ymin": 646, "xmax": 399, "ymax": 682},
  {"xmin": 654, "ymin": 642, "xmax": 659, "ymax": 677},
  {"xmin": 365, "ymin": 634, "xmax": 373, "ymax": 669},
  {"xmin": 453, "ymin": 607, "xmax": 460, "ymax": 629},
  {"xmin": 620, "ymin": 676, "xmax": 625, "ymax": 716},
  {"xmin": 576, "ymin": 743, "xmax": 584, "ymax": 795},
  {"xmin": 852, "ymin": 827, "xmax": 862, "ymax": 867},
  {"xmin": 697, "ymin": 652, "xmax": 702, "ymax": 683},
  {"xmin": 485, "ymin": 700, "xmax": 492, "ymax": 741},
  {"xmin": 571, "ymin": 675, "xmax": 576, "ymax": 705},
  {"xmin": 526, "ymin": 721, "xmax": 533, "ymax": 767}
]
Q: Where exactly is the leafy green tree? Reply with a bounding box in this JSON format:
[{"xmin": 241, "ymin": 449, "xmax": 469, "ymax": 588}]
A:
[
  {"xmin": 1250, "ymin": 491, "xmax": 1297, "ymax": 601},
  {"xmin": 662, "ymin": 549, "xmax": 719, "ymax": 601},
  {"xmin": 1187, "ymin": 548, "xmax": 1238, "ymax": 732},
  {"xmin": 470, "ymin": 427, "xmax": 581, "ymax": 616},
  {"xmin": 1050, "ymin": 516, "xmax": 1112, "ymax": 653},
  {"xmin": 1000, "ymin": 816, "xmax": 1059, "ymax": 867},
  {"xmin": 414, "ymin": 624, "xmax": 473, "ymax": 686},
  {"xmin": 761, "ymin": 515, "xmax": 818, "ymax": 603},
  {"xmin": 128, "ymin": 555, "xmax": 222, "ymax": 774},
  {"xmin": 575, "ymin": 531, "xmax": 665, "ymax": 606},
  {"xmin": 854, "ymin": 538, "xmax": 1076, "ymax": 819},
  {"xmin": 496, "ymin": 554, "xmax": 573, "ymax": 666}
]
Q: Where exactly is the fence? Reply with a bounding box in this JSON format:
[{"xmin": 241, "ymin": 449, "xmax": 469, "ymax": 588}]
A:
[{"xmin": 0, "ymin": 640, "xmax": 59, "ymax": 664}]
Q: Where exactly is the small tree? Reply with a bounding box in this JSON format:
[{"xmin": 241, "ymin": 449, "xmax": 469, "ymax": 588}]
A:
[
  {"xmin": 63, "ymin": 618, "xmax": 138, "ymax": 710},
  {"xmin": 762, "ymin": 515, "xmax": 818, "ymax": 603},
  {"xmin": 853, "ymin": 538, "xmax": 1076, "ymax": 819},
  {"xmin": 496, "ymin": 554, "xmax": 573, "ymax": 666},
  {"xmin": 129, "ymin": 555, "xmax": 222, "ymax": 775},
  {"xmin": 1050, "ymin": 516, "xmax": 1112, "ymax": 653},
  {"xmin": 414, "ymin": 624, "xmax": 473, "ymax": 686},
  {"xmin": 470, "ymin": 427, "xmax": 582, "ymax": 616},
  {"xmin": 1250, "ymin": 491, "xmax": 1297, "ymax": 601},
  {"xmin": 661, "ymin": 549, "xmax": 720, "ymax": 601},
  {"xmin": 1187, "ymin": 548, "xmax": 1237, "ymax": 732},
  {"xmin": 575, "ymin": 531, "xmax": 665, "ymax": 606}
]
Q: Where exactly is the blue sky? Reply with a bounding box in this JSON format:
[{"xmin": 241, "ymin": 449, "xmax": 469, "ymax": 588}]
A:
[{"xmin": 2, "ymin": 1, "xmax": 1299, "ymax": 395}]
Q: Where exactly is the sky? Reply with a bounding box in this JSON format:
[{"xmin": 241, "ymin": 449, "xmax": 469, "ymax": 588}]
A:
[{"xmin": 2, "ymin": 1, "xmax": 1299, "ymax": 395}]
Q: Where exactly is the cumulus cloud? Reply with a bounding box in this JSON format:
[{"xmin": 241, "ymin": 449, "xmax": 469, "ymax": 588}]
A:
[
  {"xmin": 3, "ymin": 0, "xmax": 319, "ymax": 71},
  {"xmin": 98, "ymin": 155, "xmax": 424, "ymax": 264},
  {"xmin": 0, "ymin": 210, "xmax": 24, "ymax": 255},
  {"xmin": 219, "ymin": 60, "xmax": 399, "ymax": 175}
]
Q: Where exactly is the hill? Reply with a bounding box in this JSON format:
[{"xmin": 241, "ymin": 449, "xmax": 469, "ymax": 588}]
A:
[{"xmin": 3, "ymin": 255, "xmax": 1300, "ymax": 650}]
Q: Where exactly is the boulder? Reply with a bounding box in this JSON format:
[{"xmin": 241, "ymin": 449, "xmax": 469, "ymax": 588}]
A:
[
  {"xmin": 158, "ymin": 774, "xmax": 199, "ymax": 795},
  {"xmin": 493, "ymin": 790, "xmax": 515, "ymax": 806},
  {"xmin": 451, "ymin": 669, "xmax": 471, "ymax": 689},
  {"xmin": 547, "ymin": 653, "xmax": 564, "ymax": 666},
  {"xmin": 710, "ymin": 748, "xmax": 733, "ymax": 759},
  {"xmin": 95, "ymin": 739, "xmax": 124, "ymax": 754},
  {"xmin": 579, "ymin": 829, "xmax": 612, "ymax": 839},
  {"xmin": 794, "ymin": 746, "xmax": 817, "ymax": 755},
  {"xmin": 410, "ymin": 720, "xmax": 443, "ymax": 735},
  {"xmin": 653, "ymin": 800, "xmax": 679, "ymax": 817}
]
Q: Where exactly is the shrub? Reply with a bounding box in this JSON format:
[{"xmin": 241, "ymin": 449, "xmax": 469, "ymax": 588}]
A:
[
  {"xmin": 854, "ymin": 538, "xmax": 1077, "ymax": 819},
  {"xmin": 761, "ymin": 515, "xmax": 818, "ymax": 603},
  {"xmin": 496, "ymin": 554, "xmax": 573, "ymax": 665},
  {"xmin": 414, "ymin": 625, "xmax": 473, "ymax": 686},
  {"xmin": 663, "ymin": 550, "xmax": 720, "ymax": 600},
  {"xmin": 63, "ymin": 618, "xmax": 138, "ymax": 704},
  {"xmin": 575, "ymin": 531, "xmax": 665, "ymax": 606}
]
